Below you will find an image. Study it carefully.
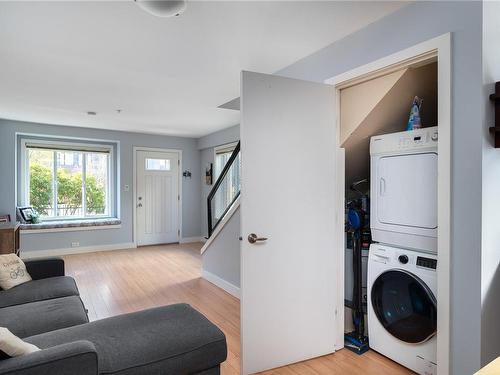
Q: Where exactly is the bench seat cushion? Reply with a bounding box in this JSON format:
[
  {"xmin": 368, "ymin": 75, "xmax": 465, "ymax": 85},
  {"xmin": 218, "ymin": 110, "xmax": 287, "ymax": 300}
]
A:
[
  {"xmin": 26, "ymin": 303, "xmax": 227, "ymax": 375},
  {"xmin": 0, "ymin": 276, "xmax": 79, "ymax": 308},
  {"xmin": 0, "ymin": 296, "xmax": 88, "ymax": 338}
]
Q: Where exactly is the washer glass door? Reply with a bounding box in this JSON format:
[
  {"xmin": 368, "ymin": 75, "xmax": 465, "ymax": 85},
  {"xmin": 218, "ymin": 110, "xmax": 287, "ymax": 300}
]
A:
[{"xmin": 371, "ymin": 270, "xmax": 436, "ymax": 343}]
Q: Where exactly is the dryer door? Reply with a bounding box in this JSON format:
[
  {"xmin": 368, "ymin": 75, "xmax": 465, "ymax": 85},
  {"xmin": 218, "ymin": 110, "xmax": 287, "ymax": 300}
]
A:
[
  {"xmin": 371, "ymin": 270, "xmax": 437, "ymax": 344},
  {"xmin": 377, "ymin": 152, "xmax": 437, "ymax": 229}
]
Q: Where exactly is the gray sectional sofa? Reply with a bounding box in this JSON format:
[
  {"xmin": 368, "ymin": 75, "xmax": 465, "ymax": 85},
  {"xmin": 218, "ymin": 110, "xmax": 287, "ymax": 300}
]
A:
[{"xmin": 0, "ymin": 257, "xmax": 227, "ymax": 374}]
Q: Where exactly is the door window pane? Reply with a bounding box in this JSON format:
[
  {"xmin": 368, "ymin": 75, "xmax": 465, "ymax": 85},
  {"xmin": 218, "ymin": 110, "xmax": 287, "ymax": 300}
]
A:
[{"xmin": 146, "ymin": 158, "xmax": 171, "ymax": 171}]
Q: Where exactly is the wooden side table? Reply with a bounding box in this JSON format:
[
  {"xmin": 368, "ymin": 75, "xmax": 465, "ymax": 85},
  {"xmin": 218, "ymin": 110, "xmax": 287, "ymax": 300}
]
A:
[{"xmin": 0, "ymin": 222, "xmax": 20, "ymax": 256}]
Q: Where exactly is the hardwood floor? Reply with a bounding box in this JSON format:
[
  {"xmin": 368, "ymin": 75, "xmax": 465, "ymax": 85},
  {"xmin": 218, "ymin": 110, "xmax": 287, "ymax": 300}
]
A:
[{"xmin": 63, "ymin": 243, "xmax": 413, "ymax": 375}]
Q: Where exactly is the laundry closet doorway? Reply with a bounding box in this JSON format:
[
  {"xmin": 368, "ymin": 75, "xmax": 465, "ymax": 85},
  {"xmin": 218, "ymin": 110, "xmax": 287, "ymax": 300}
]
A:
[{"xmin": 327, "ymin": 34, "xmax": 451, "ymax": 375}]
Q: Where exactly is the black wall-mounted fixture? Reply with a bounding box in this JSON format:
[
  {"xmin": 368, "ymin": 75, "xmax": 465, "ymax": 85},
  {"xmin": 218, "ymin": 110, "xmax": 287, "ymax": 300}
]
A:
[
  {"xmin": 205, "ymin": 163, "xmax": 213, "ymax": 185},
  {"xmin": 183, "ymin": 170, "xmax": 192, "ymax": 179},
  {"xmin": 490, "ymin": 81, "xmax": 500, "ymax": 148}
]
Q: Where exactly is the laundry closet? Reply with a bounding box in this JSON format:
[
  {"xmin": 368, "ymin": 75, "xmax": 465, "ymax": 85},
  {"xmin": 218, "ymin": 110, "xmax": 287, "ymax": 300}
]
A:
[
  {"xmin": 340, "ymin": 59, "xmax": 439, "ymax": 375},
  {"xmin": 238, "ymin": 37, "xmax": 451, "ymax": 373}
]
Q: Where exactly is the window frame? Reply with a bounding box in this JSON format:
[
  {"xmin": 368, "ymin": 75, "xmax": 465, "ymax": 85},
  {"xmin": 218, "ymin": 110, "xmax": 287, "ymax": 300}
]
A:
[
  {"xmin": 213, "ymin": 141, "xmax": 238, "ymax": 179},
  {"xmin": 212, "ymin": 141, "xmax": 240, "ymax": 220},
  {"xmin": 20, "ymin": 138, "xmax": 116, "ymax": 222}
]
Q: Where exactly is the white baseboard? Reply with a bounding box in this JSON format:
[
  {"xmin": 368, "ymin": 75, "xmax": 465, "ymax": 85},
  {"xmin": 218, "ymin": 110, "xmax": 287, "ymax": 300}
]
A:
[
  {"xmin": 202, "ymin": 270, "xmax": 240, "ymax": 299},
  {"xmin": 21, "ymin": 242, "xmax": 137, "ymax": 259},
  {"xmin": 180, "ymin": 236, "xmax": 205, "ymax": 244}
]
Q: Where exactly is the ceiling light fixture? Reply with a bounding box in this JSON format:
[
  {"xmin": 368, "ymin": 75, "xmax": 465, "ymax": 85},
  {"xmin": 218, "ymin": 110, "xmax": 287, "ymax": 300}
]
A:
[{"xmin": 134, "ymin": 0, "xmax": 187, "ymax": 18}]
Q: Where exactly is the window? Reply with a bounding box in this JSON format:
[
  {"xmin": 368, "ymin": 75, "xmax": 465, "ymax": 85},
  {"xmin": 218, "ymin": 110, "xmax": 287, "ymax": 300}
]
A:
[
  {"xmin": 214, "ymin": 143, "xmax": 238, "ymax": 179},
  {"xmin": 21, "ymin": 139, "xmax": 115, "ymax": 221},
  {"xmin": 145, "ymin": 158, "xmax": 171, "ymax": 171},
  {"xmin": 213, "ymin": 142, "xmax": 240, "ymax": 219}
]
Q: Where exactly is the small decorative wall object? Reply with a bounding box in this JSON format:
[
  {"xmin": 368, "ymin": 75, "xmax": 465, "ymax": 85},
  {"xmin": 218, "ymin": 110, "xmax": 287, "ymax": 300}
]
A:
[
  {"xmin": 406, "ymin": 96, "xmax": 423, "ymax": 131},
  {"xmin": 182, "ymin": 170, "xmax": 192, "ymax": 179},
  {"xmin": 205, "ymin": 163, "xmax": 213, "ymax": 185},
  {"xmin": 0, "ymin": 215, "xmax": 11, "ymax": 224},
  {"xmin": 489, "ymin": 81, "xmax": 500, "ymax": 148}
]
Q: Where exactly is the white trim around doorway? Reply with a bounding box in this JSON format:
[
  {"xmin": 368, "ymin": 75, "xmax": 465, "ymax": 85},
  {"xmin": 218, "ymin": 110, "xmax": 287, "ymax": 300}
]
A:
[
  {"xmin": 132, "ymin": 146, "xmax": 183, "ymax": 247},
  {"xmin": 325, "ymin": 33, "xmax": 452, "ymax": 375}
]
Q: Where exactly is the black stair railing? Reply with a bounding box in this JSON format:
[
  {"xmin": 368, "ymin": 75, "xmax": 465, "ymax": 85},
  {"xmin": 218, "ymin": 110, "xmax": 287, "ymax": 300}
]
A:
[{"xmin": 207, "ymin": 141, "xmax": 241, "ymax": 237}]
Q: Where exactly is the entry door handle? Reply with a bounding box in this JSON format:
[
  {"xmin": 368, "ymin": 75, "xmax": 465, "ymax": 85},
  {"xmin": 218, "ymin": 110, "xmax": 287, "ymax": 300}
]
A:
[{"xmin": 248, "ymin": 233, "xmax": 268, "ymax": 244}]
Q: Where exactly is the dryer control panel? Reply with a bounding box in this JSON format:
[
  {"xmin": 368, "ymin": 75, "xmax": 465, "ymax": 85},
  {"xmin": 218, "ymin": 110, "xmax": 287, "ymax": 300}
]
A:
[
  {"xmin": 397, "ymin": 129, "xmax": 438, "ymax": 150},
  {"xmin": 370, "ymin": 126, "xmax": 438, "ymax": 155}
]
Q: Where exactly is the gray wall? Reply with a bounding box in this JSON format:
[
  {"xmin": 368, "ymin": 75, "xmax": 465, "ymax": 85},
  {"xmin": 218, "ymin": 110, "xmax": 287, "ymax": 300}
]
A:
[
  {"xmin": 0, "ymin": 119, "xmax": 201, "ymax": 251},
  {"xmin": 276, "ymin": 2, "xmax": 483, "ymax": 374},
  {"xmin": 481, "ymin": 0, "xmax": 500, "ymax": 366},
  {"xmin": 198, "ymin": 124, "xmax": 240, "ymax": 238},
  {"xmin": 197, "ymin": 124, "xmax": 240, "ymax": 151},
  {"xmin": 202, "ymin": 206, "xmax": 240, "ymax": 288}
]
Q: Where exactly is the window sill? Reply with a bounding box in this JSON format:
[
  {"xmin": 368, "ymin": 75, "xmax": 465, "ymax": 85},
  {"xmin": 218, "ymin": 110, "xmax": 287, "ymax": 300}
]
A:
[{"xmin": 20, "ymin": 218, "xmax": 121, "ymax": 234}]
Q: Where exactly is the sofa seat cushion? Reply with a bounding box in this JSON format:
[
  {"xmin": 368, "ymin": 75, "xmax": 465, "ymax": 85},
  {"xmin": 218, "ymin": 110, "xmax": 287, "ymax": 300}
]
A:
[
  {"xmin": 0, "ymin": 276, "xmax": 79, "ymax": 308},
  {"xmin": 26, "ymin": 303, "xmax": 227, "ymax": 375},
  {"xmin": 0, "ymin": 296, "xmax": 88, "ymax": 338}
]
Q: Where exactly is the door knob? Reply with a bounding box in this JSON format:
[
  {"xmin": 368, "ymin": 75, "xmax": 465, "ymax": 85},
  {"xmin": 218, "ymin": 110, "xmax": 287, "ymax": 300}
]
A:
[{"xmin": 248, "ymin": 233, "xmax": 268, "ymax": 244}]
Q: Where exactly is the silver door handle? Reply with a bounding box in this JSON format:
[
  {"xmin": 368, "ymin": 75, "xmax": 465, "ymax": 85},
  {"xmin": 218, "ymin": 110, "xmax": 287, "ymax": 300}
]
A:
[{"xmin": 248, "ymin": 233, "xmax": 268, "ymax": 244}]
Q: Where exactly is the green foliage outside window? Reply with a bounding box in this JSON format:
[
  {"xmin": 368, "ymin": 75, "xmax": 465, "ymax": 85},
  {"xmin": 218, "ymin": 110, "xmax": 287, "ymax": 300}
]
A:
[
  {"xmin": 29, "ymin": 164, "xmax": 53, "ymax": 216},
  {"xmin": 29, "ymin": 164, "xmax": 106, "ymax": 217}
]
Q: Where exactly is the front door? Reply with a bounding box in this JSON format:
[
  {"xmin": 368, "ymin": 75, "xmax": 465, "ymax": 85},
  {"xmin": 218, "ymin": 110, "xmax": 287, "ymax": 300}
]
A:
[
  {"xmin": 240, "ymin": 71, "xmax": 340, "ymax": 374},
  {"xmin": 136, "ymin": 150, "xmax": 179, "ymax": 246}
]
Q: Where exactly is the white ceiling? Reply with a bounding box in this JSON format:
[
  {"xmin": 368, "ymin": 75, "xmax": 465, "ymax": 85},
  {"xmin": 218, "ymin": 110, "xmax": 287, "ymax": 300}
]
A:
[{"xmin": 0, "ymin": 1, "xmax": 405, "ymax": 138}]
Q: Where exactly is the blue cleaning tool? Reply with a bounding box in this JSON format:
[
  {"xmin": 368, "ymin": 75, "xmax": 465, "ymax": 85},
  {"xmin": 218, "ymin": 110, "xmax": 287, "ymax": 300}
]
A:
[
  {"xmin": 345, "ymin": 207, "xmax": 369, "ymax": 355},
  {"xmin": 345, "ymin": 180, "xmax": 370, "ymax": 355},
  {"xmin": 348, "ymin": 208, "xmax": 362, "ymax": 232}
]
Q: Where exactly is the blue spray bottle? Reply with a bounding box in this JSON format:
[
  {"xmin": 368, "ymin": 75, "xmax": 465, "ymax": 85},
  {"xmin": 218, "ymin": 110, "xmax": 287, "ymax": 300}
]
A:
[{"xmin": 406, "ymin": 96, "xmax": 423, "ymax": 131}]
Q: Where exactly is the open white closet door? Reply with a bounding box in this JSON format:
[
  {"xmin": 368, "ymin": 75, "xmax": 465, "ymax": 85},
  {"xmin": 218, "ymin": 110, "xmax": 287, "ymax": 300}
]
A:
[{"xmin": 240, "ymin": 71, "xmax": 340, "ymax": 374}]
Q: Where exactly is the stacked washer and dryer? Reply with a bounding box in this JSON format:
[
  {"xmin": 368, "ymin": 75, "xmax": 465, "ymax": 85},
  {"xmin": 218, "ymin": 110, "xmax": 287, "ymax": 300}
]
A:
[{"xmin": 368, "ymin": 126, "xmax": 438, "ymax": 375}]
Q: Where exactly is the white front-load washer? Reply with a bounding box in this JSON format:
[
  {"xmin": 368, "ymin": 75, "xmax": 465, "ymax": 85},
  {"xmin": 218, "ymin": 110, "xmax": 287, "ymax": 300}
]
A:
[
  {"xmin": 368, "ymin": 244, "xmax": 437, "ymax": 375},
  {"xmin": 370, "ymin": 127, "xmax": 438, "ymax": 253}
]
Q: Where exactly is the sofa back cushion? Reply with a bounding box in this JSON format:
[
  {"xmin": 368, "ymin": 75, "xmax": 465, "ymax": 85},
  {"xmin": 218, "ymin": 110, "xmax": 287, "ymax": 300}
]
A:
[
  {"xmin": 0, "ymin": 276, "xmax": 79, "ymax": 308},
  {"xmin": 0, "ymin": 255, "xmax": 32, "ymax": 290}
]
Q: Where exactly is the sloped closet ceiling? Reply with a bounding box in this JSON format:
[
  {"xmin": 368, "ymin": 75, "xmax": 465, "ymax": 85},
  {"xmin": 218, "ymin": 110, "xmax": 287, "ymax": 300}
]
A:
[{"xmin": 341, "ymin": 62, "xmax": 438, "ymax": 192}]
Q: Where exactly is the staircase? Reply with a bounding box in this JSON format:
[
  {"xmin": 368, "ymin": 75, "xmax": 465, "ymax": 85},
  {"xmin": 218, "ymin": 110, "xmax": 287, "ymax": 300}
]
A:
[
  {"xmin": 200, "ymin": 141, "xmax": 241, "ymax": 297},
  {"xmin": 201, "ymin": 141, "xmax": 241, "ymax": 253}
]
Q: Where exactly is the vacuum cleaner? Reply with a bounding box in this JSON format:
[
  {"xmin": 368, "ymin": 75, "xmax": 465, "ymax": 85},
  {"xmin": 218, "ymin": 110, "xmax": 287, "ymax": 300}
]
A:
[{"xmin": 344, "ymin": 179, "xmax": 370, "ymax": 355}]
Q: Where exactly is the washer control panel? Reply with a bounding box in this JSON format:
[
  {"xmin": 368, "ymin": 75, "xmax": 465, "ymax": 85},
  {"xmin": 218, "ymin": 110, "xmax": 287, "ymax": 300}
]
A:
[
  {"xmin": 398, "ymin": 254, "xmax": 409, "ymax": 264},
  {"xmin": 417, "ymin": 256, "xmax": 437, "ymax": 270}
]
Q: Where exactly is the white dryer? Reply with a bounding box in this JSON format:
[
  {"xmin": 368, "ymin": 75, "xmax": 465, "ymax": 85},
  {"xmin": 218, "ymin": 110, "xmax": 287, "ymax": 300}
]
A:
[
  {"xmin": 368, "ymin": 244, "xmax": 437, "ymax": 375},
  {"xmin": 370, "ymin": 127, "xmax": 438, "ymax": 253}
]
